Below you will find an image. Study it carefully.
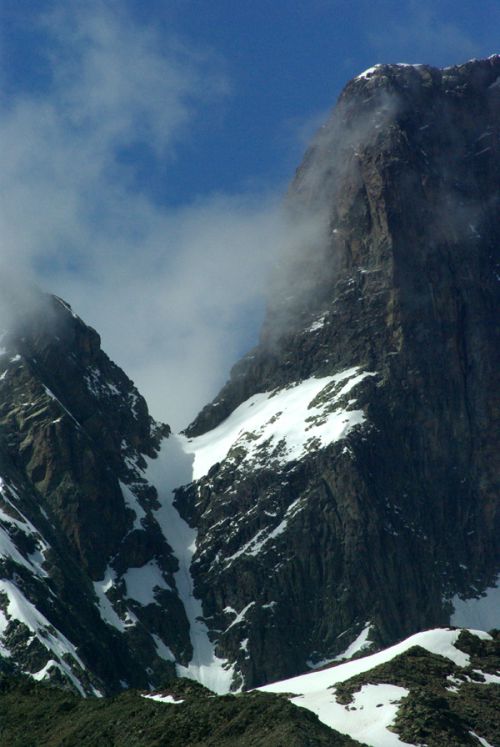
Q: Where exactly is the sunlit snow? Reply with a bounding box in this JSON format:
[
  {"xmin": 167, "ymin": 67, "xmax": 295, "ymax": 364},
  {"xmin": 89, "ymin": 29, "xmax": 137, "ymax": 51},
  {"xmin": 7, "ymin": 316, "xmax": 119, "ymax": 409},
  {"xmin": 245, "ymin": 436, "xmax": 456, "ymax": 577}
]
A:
[
  {"xmin": 356, "ymin": 64, "xmax": 382, "ymax": 80},
  {"xmin": 288, "ymin": 682, "xmax": 411, "ymax": 747},
  {"xmin": 185, "ymin": 368, "xmax": 376, "ymax": 480},
  {"xmin": 142, "ymin": 693, "xmax": 184, "ymax": 704},
  {"xmin": 130, "ymin": 367, "xmax": 376, "ymax": 692}
]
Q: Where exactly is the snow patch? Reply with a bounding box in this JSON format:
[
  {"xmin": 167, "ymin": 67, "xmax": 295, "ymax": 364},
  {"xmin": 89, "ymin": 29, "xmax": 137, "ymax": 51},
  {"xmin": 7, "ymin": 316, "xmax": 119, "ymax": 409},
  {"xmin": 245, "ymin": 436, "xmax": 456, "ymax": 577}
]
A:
[
  {"xmin": 124, "ymin": 561, "xmax": 172, "ymax": 606},
  {"xmin": 224, "ymin": 602, "xmax": 255, "ymax": 633},
  {"xmin": 120, "ymin": 481, "xmax": 146, "ymax": 531},
  {"xmin": 142, "ymin": 693, "xmax": 184, "ymax": 704},
  {"xmin": 473, "ymin": 670, "xmax": 500, "ymax": 684},
  {"xmin": 93, "ymin": 567, "xmax": 137, "ymax": 632},
  {"xmin": 185, "ymin": 368, "xmax": 376, "ymax": 480},
  {"xmin": 296, "ymin": 682, "xmax": 411, "ymax": 747},
  {"xmin": 356, "ymin": 64, "xmax": 382, "ymax": 80},
  {"xmin": 451, "ymin": 576, "xmax": 500, "ymax": 630},
  {"xmin": 224, "ymin": 497, "xmax": 304, "ymax": 565},
  {"xmin": 152, "ymin": 634, "xmax": 175, "ymax": 662},
  {"xmin": 470, "ymin": 732, "xmax": 495, "ymax": 747},
  {"xmin": 43, "ymin": 386, "xmax": 81, "ymax": 428},
  {"xmin": 308, "ymin": 314, "xmax": 327, "ymax": 332},
  {"xmin": 333, "ymin": 622, "xmax": 373, "ymax": 662},
  {"xmin": 0, "ymin": 608, "xmax": 11, "ymax": 658}
]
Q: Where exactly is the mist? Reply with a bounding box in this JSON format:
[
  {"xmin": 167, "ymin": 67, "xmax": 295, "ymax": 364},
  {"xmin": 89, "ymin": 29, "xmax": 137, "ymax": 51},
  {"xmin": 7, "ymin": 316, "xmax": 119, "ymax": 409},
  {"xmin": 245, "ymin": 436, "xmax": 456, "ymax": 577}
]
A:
[
  {"xmin": 0, "ymin": 3, "xmax": 414, "ymax": 430},
  {"xmin": 0, "ymin": 3, "xmax": 322, "ymax": 430}
]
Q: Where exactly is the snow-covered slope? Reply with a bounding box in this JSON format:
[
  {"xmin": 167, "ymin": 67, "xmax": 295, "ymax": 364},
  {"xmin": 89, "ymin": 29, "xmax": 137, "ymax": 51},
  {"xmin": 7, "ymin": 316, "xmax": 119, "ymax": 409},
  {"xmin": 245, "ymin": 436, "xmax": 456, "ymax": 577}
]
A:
[
  {"xmin": 144, "ymin": 436, "xmax": 235, "ymax": 694},
  {"xmin": 259, "ymin": 628, "xmax": 499, "ymax": 747},
  {"xmin": 184, "ymin": 367, "xmax": 376, "ymax": 479},
  {"xmin": 0, "ymin": 293, "xmax": 187, "ymax": 694}
]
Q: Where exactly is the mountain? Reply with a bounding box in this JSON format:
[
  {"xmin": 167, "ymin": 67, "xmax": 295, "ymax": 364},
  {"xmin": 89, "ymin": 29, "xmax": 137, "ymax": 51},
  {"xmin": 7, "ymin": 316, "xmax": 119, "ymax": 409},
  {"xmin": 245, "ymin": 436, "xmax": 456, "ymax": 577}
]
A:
[
  {"xmin": 177, "ymin": 55, "xmax": 500, "ymax": 689},
  {"xmin": 0, "ymin": 55, "xmax": 498, "ymax": 743},
  {"xmin": 0, "ymin": 291, "xmax": 188, "ymax": 695}
]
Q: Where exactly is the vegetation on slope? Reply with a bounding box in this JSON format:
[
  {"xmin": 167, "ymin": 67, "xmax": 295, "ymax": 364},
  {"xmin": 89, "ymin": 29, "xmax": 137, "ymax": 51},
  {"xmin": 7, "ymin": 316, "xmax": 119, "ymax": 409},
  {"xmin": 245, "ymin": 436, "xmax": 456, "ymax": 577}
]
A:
[{"xmin": 0, "ymin": 675, "xmax": 364, "ymax": 747}]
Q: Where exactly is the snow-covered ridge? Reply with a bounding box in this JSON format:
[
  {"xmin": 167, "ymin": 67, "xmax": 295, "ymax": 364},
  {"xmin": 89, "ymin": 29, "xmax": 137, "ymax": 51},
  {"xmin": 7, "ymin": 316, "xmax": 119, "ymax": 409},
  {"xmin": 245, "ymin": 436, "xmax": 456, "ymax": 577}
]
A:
[
  {"xmin": 185, "ymin": 367, "xmax": 377, "ymax": 480},
  {"xmin": 260, "ymin": 628, "xmax": 495, "ymax": 747},
  {"xmin": 355, "ymin": 63, "xmax": 423, "ymax": 80}
]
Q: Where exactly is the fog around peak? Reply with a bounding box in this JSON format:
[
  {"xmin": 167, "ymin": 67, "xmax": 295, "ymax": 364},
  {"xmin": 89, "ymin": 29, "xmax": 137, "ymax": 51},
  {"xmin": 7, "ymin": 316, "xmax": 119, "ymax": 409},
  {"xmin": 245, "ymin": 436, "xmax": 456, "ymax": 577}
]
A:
[{"xmin": 1, "ymin": 1, "xmax": 497, "ymax": 429}]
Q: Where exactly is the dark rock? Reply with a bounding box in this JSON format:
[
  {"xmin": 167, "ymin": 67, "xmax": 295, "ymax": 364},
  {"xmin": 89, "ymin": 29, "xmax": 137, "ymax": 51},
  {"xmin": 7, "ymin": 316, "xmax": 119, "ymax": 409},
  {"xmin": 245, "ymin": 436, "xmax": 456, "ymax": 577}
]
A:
[{"xmin": 182, "ymin": 57, "xmax": 500, "ymax": 688}]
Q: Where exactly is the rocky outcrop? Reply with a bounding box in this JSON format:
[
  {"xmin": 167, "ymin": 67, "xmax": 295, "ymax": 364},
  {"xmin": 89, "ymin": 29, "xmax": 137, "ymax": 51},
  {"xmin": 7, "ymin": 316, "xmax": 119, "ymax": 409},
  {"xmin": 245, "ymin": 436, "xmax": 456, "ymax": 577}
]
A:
[
  {"xmin": 0, "ymin": 292, "xmax": 190, "ymax": 694},
  {"xmin": 180, "ymin": 57, "xmax": 500, "ymax": 688}
]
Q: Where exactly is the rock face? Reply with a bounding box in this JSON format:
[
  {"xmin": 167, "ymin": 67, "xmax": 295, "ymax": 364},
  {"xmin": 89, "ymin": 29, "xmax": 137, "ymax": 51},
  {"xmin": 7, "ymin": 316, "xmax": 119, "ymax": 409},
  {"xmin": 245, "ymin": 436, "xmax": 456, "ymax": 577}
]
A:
[
  {"xmin": 179, "ymin": 57, "xmax": 500, "ymax": 688},
  {"xmin": 0, "ymin": 292, "xmax": 191, "ymax": 694}
]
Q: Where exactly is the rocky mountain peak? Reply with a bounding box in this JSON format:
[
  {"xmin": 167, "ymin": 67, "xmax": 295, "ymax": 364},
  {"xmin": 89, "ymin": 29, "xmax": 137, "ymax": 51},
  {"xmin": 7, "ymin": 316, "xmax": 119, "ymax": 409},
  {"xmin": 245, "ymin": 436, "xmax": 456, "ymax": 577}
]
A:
[
  {"xmin": 177, "ymin": 57, "xmax": 499, "ymax": 690},
  {"xmin": 187, "ymin": 57, "xmax": 500, "ymax": 440},
  {"xmin": 0, "ymin": 289, "xmax": 191, "ymax": 694}
]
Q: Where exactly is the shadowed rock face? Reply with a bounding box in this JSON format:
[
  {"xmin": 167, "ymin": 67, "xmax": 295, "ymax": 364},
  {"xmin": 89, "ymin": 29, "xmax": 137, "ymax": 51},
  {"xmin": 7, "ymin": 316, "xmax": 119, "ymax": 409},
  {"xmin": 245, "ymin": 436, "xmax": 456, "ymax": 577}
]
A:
[
  {"xmin": 182, "ymin": 58, "xmax": 500, "ymax": 688},
  {"xmin": 1, "ymin": 294, "xmax": 167, "ymax": 577},
  {"xmin": 0, "ymin": 292, "xmax": 192, "ymax": 694}
]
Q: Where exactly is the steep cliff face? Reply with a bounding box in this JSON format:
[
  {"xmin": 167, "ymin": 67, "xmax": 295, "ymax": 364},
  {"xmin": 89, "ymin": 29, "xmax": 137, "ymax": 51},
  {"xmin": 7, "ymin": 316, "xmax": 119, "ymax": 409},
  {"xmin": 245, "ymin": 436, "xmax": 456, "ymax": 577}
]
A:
[
  {"xmin": 0, "ymin": 292, "xmax": 192, "ymax": 694},
  {"xmin": 180, "ymin": 57, "xmax": 500, "ymax": 688}
]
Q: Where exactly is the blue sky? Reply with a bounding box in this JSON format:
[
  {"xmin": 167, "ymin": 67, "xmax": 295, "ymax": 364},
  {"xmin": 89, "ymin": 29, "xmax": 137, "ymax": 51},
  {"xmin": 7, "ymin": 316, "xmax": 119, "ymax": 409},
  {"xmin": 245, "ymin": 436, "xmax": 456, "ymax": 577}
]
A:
[{"xmin": 0, "ymin": 0, "xmax": 498, "ymax": 426}]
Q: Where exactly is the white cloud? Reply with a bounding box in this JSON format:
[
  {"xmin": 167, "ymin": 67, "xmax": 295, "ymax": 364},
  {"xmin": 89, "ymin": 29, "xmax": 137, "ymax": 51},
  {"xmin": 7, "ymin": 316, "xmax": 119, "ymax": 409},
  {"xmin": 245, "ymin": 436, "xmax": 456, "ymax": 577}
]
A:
[
  {"xmin": 57, "ymin": 191, "xmax": 288, "ymax": 429},
  {"xmin": 0, "ymin": 2, "xmax": 291, "ymax": 429}
]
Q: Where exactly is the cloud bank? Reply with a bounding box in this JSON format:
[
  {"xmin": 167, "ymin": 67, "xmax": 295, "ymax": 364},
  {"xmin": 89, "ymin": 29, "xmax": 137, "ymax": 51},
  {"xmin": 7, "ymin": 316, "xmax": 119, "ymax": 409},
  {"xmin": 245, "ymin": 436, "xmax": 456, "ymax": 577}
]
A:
[{"xmin": 0, "ymin": 2, "xmax": 294, "ymax": 428}]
